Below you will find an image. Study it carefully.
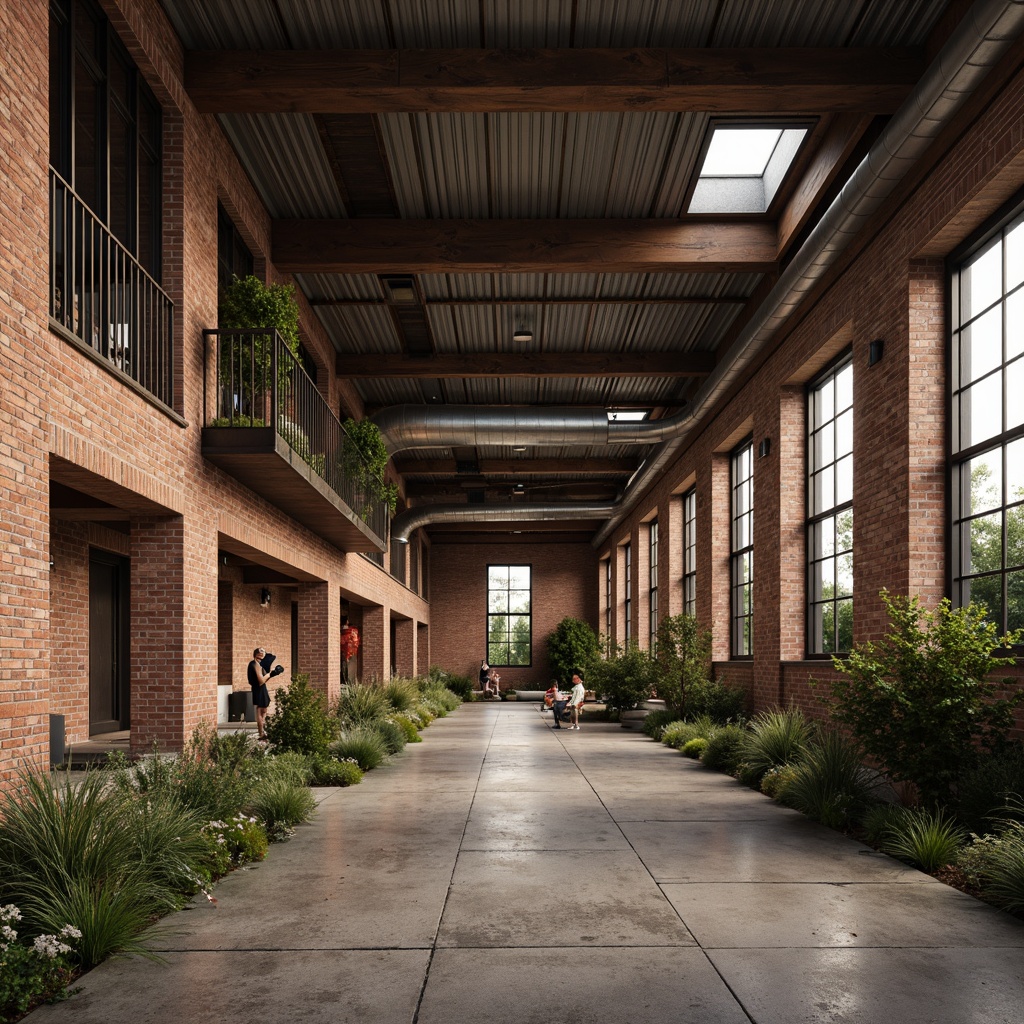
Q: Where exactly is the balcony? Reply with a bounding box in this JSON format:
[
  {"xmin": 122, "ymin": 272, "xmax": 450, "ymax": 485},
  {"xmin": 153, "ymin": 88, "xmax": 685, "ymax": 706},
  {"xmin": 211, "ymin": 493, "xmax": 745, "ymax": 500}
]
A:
[
  {"xmin": 49, "ymin": 169, "xmax": 175, "ymax": 412},
  {"xmin": 202, "ymin": 329, "xmax": 389, "ymax": 552}
]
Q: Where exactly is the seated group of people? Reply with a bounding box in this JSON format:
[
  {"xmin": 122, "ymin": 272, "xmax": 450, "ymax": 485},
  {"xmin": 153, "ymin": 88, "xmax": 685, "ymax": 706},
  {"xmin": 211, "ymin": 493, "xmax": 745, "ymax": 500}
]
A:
[
  {"xmin": 544, "ymin": 671, "xmax": 586, "ymax": 730},
  {"xmin": 479, "ymin": 661, "xmax": 501, "ymax": 698}
]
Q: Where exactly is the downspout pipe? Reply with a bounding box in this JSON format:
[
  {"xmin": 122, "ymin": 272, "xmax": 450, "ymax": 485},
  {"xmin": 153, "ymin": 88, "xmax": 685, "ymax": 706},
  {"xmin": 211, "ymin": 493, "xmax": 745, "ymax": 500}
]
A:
[
  {"xmin": 373, "ymin": 0, "xmax": 1024, "ymax": 540},
  {"xmin": 391, "ymin": 502, "xmax": 617, "ymax": 542}
]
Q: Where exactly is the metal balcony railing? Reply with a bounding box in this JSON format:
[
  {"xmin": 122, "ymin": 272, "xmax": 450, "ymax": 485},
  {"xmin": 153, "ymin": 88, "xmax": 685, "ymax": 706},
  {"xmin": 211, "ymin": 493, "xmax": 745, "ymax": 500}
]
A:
[
  {"xmin": 206, "ymin": 328, "xmax": 391, "ymax": 543},
  {"xmin": 49, "ymin": 169, "xmax": 174, "ymax": 409}
]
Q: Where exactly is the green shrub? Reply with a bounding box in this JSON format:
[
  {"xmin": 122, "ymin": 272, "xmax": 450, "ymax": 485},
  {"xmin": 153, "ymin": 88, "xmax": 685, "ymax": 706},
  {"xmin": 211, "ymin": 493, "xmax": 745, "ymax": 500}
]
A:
[
  {"xmin": 420, "ymin": 681, "xmax": 460, "ymax": 713},
  {"xmin": 428, "ymin": 669, "xmax": 474, "ymax": 701},
  {"xmin": 642, "ymin": 710, "xmax": 679, "ymax": 741},
  {"xmin": 547, "ymin": 617, "xmax": 601, "ymax": 686},
  {"xmin": 309, "ymin": 756, "xmax": 363, "ymax": 787},
  {"xmin": 681, "ymin": 737, "xmax": 709, "ymax": 759},
  {"xmin": 860, "ymin": 802, "xmax": 910, "ymax": 846},
  {"xmin": 262, "ymin": 751, "xmax": 313, "ymax": 788},
  {"xmin": 265, "ymin": 675, "xmax": 337, "ymax": 757},
  {"xmin": 953, "ymin": 744, "xmax": 1024, "ymax": 834},
  {"xmin": 739, "ymin": 708, "xmax": 815, "ymax": 787},
  {"xmin": 777, "ymin": 731, "xmax": 877, "ymax": 829},
  {"xmin": 205, "ymin": 814, "xmax": 268, "ymax": 867},
  {"xmin": 700, "ymin": 725, "xmax": 747, "ymax": 774},
  {"xmin": 821, "ymin": 591, "xmax": 1024, "ymax": 807},
  {"xmin": 0, "ymin": 771, "xmax": 174, "ymax": 967},
  {"xmin": 381, "ymin": 677, "xmax": 420, "ymax": 714},
  {"xmin": 591, "ymin": 641, "xmax": 658, "ymax": 713},
  {"xmin": 371, "ymin": 718, "xmax": 408, "ymax": 755},
  {"xmin": 760, "ymin": 763, "xmax": 798, "ymax": 798},
  {"xmin": 685, "ymin": 677, "xmax": 747, "ymax": 724},
  {"xmin": 412, "ymin": 706, "xmax": 434, "ymax": 728},
  {"xmin": 247, "ymin": 778, "xmax": 317, "ymax": 839},
  {"xmin": 982, "ymin": 800, "xmax": 1024, "ymax": 913},
  {"xmin": 335, "ymin": 682, "xmax": 392, "ymax": 727},
  {"xmin": 662, "ymin": 720, "xmax": 705, "ymax": 749},
  {"xmin": 331, "ymin": 728, "xmax": 389, "ymax": 771},
  {"xmin": 879, "ymin": 808, "xmax": 967, "ymax": 873},
  {"xmin": 393, "ymin": 715, "xmax": 422, "ymax": 743},
  {"xmin": 956, "ymin": 832, "xmax": 1006, "ymax": 888},
  {"xmin": 0, "ymin": 904, "xmax": 80, "ymax": 1022},
  {"xmin": 653, "ymin": 613, "xmax": 713, "ymax": 719}
]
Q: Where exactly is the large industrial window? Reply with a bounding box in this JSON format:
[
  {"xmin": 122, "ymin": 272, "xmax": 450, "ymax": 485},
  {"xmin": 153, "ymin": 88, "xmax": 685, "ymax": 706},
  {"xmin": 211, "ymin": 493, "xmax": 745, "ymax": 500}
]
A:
[
  {"xmin": 649, "ymin": 520, "xmax": 659, "ymax": 650},
  {"xmin": 487, "ymin": 565, "xmax": 531, "ymax": 666},
  {"xmin": 951, "ymin": 204, "xmax": 1024, "ymax": 632},
  {"xmin": 624, "ymin": 543, "xmax": 632, "ymax": 644},
  {"xmin": 731, "ymin": 441, "xmax": 754, "ymax": 656},
  {"xmin": 808, "ymin": 358, "xmax": 854, "ymax": 654},
  {"xmin": 683, "ymin": 488, "xmax": 696, "ymax": 616}
]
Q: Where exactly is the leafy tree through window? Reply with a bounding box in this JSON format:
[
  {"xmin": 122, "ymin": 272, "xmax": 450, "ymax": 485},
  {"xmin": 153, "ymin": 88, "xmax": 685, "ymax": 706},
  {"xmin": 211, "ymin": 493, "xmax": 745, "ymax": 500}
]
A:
[{"xmin": 487, "ymin": 565, "xmax": 531, "ymax": 666}]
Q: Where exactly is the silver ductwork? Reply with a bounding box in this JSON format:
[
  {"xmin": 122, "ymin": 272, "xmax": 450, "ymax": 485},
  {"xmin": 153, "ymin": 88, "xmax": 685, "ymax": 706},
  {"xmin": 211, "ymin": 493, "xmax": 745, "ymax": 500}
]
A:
[
  {"xmin": 391, "ymin": 502, "xmax": 617, "ymax": 542},
  {"xmin": 372, "ymin": 0, "xmax": 1024, "ymax": 543}
]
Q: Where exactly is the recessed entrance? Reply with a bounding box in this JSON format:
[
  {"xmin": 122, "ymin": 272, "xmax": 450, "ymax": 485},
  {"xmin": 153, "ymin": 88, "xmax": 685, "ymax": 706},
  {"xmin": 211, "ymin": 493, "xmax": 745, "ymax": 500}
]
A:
[{"xmin": 89, "ymin": 550, "xmax": 130, "ymax": 735}]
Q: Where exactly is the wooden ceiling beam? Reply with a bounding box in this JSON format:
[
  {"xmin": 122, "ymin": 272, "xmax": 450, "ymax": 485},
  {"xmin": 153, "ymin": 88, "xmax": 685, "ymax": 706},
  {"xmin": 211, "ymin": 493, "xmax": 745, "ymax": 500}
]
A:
[
  {"xmin": 274, "ymin": 218, "xmax": 777, "ymax": 274},
  {"xmin": 395, "ymin": 457, "xmax": 636, "ymax": 475},
  {"xmin": 337, "ymin": 351, "xmax": 714, "ymax": 378},
  {"xmin": 186, "ymin": 47, "xmax": 923, "ymax": 115},
  {"xmin": 311, "ymin": 296, "xmax": 750, "ymax": 307}
]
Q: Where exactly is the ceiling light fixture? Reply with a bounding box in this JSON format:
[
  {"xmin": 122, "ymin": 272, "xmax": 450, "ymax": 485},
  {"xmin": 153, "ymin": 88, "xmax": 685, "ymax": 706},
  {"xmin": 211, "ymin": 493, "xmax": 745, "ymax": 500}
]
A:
[
  {"xmin": 512, "ymin": 329, "xmax": 533, "ymax": 343},
  {"xmin": 512, "ymin": 446, "xmax": 527, "ymax": 452}
]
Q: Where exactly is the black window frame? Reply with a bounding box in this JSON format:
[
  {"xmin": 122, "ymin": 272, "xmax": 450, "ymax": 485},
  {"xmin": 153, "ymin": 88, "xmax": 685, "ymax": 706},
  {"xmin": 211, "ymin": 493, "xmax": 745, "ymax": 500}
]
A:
[
  {"xmin": 949, "ymin": 190, "xmax": 1024, "ymax": 636},
  {"xmin": 730, "ymin": 439, "xmax": 754, "ymax": 658},
  {"xmin": 683, "ymin": 488, "xmax": 696, "ymax": 617},
  {"xmin": 623, "ymin": 542, "xmax": 632, "ymax": 645},
  {"xmin": 486, "ymin": 564, "xmax": 532, "ymax": 667},
  {"xmin": 807, "ymin": 355, "xmax": 854, "ymax": 656},
  {"xmin": 649, "ymin": 519, "xmax": 659, "ymax": 650}
]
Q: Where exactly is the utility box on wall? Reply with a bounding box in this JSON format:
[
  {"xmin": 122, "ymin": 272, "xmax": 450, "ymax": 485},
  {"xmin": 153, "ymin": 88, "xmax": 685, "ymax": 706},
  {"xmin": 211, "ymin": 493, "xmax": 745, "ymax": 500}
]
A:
[
  {"xmin": 228, "ymin": 690, "xmax": 255, "ymax": 722},
  {"xmin": 49, "ymin": 714, "xmax": 66, "ymax": 766}
]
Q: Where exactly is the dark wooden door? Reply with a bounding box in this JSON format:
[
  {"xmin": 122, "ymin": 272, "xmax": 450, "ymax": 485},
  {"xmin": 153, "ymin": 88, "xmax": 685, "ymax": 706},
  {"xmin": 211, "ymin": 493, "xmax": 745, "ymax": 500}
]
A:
[{"xmin": 89, "ymin": 552, "xmax": 129, "ymax": 734}]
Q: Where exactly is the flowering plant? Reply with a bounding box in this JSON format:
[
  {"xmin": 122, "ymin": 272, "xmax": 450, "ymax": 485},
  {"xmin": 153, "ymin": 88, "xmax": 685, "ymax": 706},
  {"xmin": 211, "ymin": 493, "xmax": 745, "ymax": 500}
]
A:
[{"xmin": 0, "ymin": 905, "xmax": 80, "ymax": 1021}]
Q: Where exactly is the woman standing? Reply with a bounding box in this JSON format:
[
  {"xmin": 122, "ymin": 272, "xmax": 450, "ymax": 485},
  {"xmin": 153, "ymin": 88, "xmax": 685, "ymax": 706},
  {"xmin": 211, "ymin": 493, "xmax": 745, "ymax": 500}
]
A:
[{"xmin": 248, "ymin": 647, "xmax": 273, "ymax": 741}]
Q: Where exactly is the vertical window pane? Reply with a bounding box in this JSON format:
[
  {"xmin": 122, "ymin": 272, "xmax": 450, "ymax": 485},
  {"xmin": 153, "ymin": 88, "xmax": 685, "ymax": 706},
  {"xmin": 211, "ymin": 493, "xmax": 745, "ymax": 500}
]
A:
[
  {"xmin": 487, "ymin": 566, "xmax": 530, "ymax": 666},
  {"xmin": 731, "ymin": 441, "xmax": 754, "ymax": 657},
  {"xmin": 961, "ymin": 241, "xmax": 1002, "ymax": 321}
]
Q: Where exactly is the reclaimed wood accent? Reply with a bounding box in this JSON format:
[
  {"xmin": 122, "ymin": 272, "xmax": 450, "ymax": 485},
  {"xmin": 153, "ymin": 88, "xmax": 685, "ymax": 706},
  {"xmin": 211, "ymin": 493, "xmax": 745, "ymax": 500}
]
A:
[
  {"xmin": 186, "ymin": 47, "xmax": 922, "ymax": 114},
  {"xmin": 336, "ymin": 351, "xmax": 714, "ymax": 378},
  {"xmin": 274, "ymin": 218, "xmax": 777, "ymax": 274}
]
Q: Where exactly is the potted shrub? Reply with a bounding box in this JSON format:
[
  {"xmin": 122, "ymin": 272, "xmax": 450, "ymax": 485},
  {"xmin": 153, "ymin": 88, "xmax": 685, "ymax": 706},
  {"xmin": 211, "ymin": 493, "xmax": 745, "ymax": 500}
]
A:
[{"xmin": 547, "ymin": 616, "xmax": 601, "ymax": 686}]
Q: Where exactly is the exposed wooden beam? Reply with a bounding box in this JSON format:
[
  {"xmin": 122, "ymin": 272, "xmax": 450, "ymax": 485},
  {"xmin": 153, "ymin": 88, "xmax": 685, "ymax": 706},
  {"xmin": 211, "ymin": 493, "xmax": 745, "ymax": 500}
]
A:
[
  {"xmin": 395, "ymin": 458, "xmax": 636, "ymax": 476},
  {"xmin": 337, "ymin": 351, "xmax": 714, "ymax": 378},
  {"xmin": 274, "ymin": 218, "xmax": 777, "ymax": 274},
  {"xmin": 186, "ymin": 47, "xmax": 923, "ymax": 115},
  {"xmin": 777, "ymin": 113, "xmax": 875, "ymax": 256},
  {"xmin": 311, "ymin": 295, "xmax": 750, "ymax": 307}
]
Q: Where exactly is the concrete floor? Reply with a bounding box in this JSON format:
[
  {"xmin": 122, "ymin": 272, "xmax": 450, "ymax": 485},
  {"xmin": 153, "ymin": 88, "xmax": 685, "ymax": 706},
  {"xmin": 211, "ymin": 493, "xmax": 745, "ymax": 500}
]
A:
[{"xmin": 27, "ymin": 702, "xmax": 1024, "ymax": 1024}]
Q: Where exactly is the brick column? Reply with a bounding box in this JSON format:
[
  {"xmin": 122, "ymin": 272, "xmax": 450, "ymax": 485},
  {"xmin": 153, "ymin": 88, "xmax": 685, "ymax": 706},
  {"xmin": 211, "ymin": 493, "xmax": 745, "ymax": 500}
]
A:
[
  {"xmin": 394, "ymin": 617, "xmax": 415, "ymax": 677},
  {"xmin": 659, "ymin": 492, "xmax": 685, "ymax": 618},
  {"xmin": 361, "ymin": 604, "xmax": 389, "ymax": 681},
  {"xmin": 298, "ymin": 581, "xmax": 341, "ymax": 702},
  {"xmin": 131, "ymin": 516, "xmax": 186, "ymax": 753}
]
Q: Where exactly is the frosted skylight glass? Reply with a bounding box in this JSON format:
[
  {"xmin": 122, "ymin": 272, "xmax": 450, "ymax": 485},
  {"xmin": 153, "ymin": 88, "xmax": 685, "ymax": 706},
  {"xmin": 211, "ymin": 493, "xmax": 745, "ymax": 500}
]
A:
[
  {"xmin": 607, "ymin": 410, "xmax": 649, "ymax": 422},
  {"xmin": 702, "ymin": 128, "xmax": 783, "ymax": 177}
]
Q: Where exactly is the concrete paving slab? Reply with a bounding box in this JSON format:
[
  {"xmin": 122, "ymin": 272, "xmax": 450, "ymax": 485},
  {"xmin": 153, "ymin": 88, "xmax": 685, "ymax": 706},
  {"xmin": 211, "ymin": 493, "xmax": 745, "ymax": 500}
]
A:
[
  {"xmin": 661, "ymin": 880, "xmax": 1024, "ymax": 948},
  {"xmin": 26, "ymin": 950, "xmax": 429, "ymax": 1024},
  {"xmin": 597, "ymin": 785, "xmax": 779, "ymax": 820},
  {"xmin": 462, "ymin": 792, "xmax": 630, "ymax": 851},
  {"xmin": 707, "ymin": 946, "xmax": 1024, "ymax": 1024},
  {"xmin": 437, "ymin": 850, "xmax": 696, "ymax": 947},
  {"xmin": 620, "ymin": 818, "xmax": 929, "ymax": 882},
  {"xmin": 417, "ymin": 947, "xmax": 750, "ymax": 1024}
]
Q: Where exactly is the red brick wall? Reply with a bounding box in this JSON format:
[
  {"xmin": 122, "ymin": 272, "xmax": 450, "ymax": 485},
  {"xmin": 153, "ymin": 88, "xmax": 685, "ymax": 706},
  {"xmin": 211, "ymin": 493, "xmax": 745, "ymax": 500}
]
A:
[{"xmin": 430, "ymin": 540, "xmax": 598, "ymax": 687}]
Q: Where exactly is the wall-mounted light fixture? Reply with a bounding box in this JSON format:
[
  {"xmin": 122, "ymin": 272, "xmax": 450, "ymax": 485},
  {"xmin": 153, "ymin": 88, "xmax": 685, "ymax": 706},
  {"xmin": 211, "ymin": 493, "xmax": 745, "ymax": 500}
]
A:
[
  {"xmin": 513, "ymin": 483, "xmax": 525, "ymax": 494},
  {"xmin": 869, "ymin": 338, "xmax": 885, "ymax": 366},
  {"xmin": 512, "ymin": 329, "xmax": 533, "ymax": 343},
  {"xmin": 758, "ymin": 438, "xmax": 771, "ymax": 458},
  {"xmin": 260, "ymin": 588, "xmax": 272, "ymax": 607}
]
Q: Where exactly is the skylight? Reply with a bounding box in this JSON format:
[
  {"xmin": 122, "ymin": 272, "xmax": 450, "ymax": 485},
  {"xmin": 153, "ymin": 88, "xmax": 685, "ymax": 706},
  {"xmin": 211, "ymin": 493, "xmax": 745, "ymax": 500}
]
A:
[
  {"xmin": 688, "ymin": 124, "xmax": 809, "ymax": 215},
  {"xmin": 607, "ymin": 410, "xmax": 649, "ymax": 422}
]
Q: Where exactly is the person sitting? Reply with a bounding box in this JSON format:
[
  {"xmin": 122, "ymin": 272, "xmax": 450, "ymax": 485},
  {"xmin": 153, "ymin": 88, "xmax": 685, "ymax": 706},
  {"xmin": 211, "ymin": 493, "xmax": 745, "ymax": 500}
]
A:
[
  {"xmin": 543, "ymin": 682, "xmax": 558, "ymax": 711},
  {"xmin": 483, "ymin": 669, "xmax": 500, "ymax": 699},
  {"xmin": 550, "ymin": 685, "xmax": 568, "ymax": 729}
]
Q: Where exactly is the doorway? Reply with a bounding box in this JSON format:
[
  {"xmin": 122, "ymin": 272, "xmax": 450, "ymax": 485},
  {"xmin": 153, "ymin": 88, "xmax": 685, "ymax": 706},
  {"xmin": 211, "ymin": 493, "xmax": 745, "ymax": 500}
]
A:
[{"xmin": 89, "ymin": 550, "xmax": 130, "ymax": 735}]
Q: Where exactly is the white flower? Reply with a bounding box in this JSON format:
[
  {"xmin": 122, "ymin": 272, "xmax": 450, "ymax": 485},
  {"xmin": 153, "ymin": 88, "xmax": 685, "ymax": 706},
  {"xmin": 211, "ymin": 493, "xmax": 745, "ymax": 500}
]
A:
[
  {"xmin": 1, "ymin": 924, "xmax": 17, "ymax": 942},
  {"xmin": 59, "ymin": 925, "xmax": 82, "ymax": 940},
  {"xmin": 0, "ymin": 905, "xmax": 22, "ymax": 923},
  {"xmin": 33, "ymin": 934, "xmax": 71, "ymax": 959}
]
